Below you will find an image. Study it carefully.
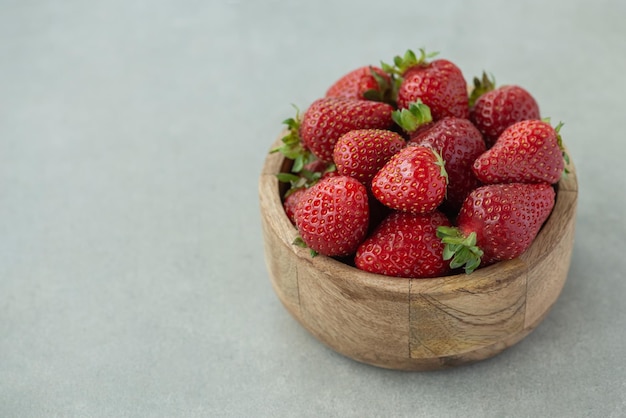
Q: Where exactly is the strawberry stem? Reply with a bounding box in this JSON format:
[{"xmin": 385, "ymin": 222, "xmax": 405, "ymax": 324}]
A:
[
  {"xmin": 468, "ymin": 71, "xmax": 496, "ymax": 108},
  {"xmin": 436, "ymin": 226, "xmax": 484, "ymax": 274}
]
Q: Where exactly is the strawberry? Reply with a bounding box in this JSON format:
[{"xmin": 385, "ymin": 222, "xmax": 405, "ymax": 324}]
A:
[
  {"xmin": 277, "ymin": 160, "xmax": 337, "ymax": 224},
  {"xmin": 407, "ymin": 116, "xmax": 486, "ymax": 211},
  {"xmin": 469, "ymin": 72, "xmax": 541, "ymax": 148},
  {"xmin": 283, "ymin": 187, "xmax": 307, "ymax": 224},
  {"xmin": 333, "ymin": 129, "xmax": 406, "ymax": 186},
  {"xmin": 437, "ymin": 183, "xmax": 555, "ymax": 273},
  {"xmin": 300, "ymin": 97, "xmax": 395, "ymax": 162},
  {"xmin": 325, "ymin": 66, "xmax": 393, "ymax": 102},
  {"xmin": 294, "ymin": 176, "xmax": 369, "ymax": 257},
  {"xmin": 383, "ymin": 49, "xmax": 469, "ymax": 120},
  {"xmin": 355, "ymin": 210, "xmax": 452, "ymax": 278},
  {"xmin": 371, "ymin": 146, "xmax": 448, "ymax": 214},
  {"xmin": 472, "ymin": 119, "xmax": 565, "ymax": 185}
]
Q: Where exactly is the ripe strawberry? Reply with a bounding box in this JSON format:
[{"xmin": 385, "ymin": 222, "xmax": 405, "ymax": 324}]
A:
[
  {"xmin": 295, "ymin": 176, "xmax": 369, "ymax": 257},
  {"xmin": 371, "ymin": 146, "xmax": 448, "ymax": 214},
  {"xmin": 437, "ymin": 183, "xmax": 555, "ymax": 273},
  {"xmin": 383, "ymin": 49, "xmax": 469, "ymax": 120},
  {"xmin": 355, "ymin": 210, "xmax": 452, "ymax": 278},
  {"xmin": 472, "ymin": 119, "xmax": 565, "ymax": 185},
  {"xmin": 300, "ymin": 97, "xmax": 395, "ymax": 162},
  {"xmin": 283, "ymin": 187, "xmax": 307, "ymax": 224},
  {"xmin": 325, "ymin": 66, "xmax": 393, "ymax": 102},
  {"xmin": 277, "ymin": 159, "xmax": 337, "ymax": 224},
  {"xmin": 469, "ymin": 72, "xmax": 540, "ymax": 148},
  {"xmin": 407, "ymin": 116, "xmax": 486, "ymax": 211},
  {"xmin": 333, "ymin": 129, "xmax": 406, "ymax": 186}
]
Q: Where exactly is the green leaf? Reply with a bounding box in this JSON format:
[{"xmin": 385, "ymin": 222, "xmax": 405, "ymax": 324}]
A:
[
  {"xmin": 380, "ymin": 61, "xmax": 396, "ymax": 74},
  {"xmin": 282, "ymin": 117, "xmax": 299, "ymax": 131},
  {"xmin": 461, "ymin": 232, "xmax": 477, "ymax": 248},
  {"xmin": 363, "ymin": 89, "xmax": 383, "ymax": 101},
  {"xmin": 293, "ymin": 155, "xmax": 305, "ymax": 173},
  {"xmin": 392, "ymin": 100, "xmax": 433, "ymax": 133},
  {"xmin": 270, "ymin": 105, "xmax": 312, "ymax": 173},
  {"xmin": 276, "ymin": 173, "xmax": 300, "ymax": 183},
  {"xmin": 292, "ymin": 236, "xmax": 318, "ymax": 257},
  {"xmin": 548, "ymin": 120, "xmax": 569, "ymax": 178},
  {"xmin": 362, "ymin": 66, "xmax": 394, "ymax": 104},
  {"xmin": 431, "ymin": 149, "xmax": 449, "ymax": 186},
  {"xmin": 442, "ymin": 244, "xmax": 456, "ymax": 261},
  {"xmin": 293, "ymin": 236, "xmax": 307, "ymax": 248},
  {"xmin": 464, "ymin": 257, "xmax": 481, "ymax": 275},
  {"xmin": 382, "ymin": 48, "xmax": 437, "ymax": 77},
  {"xmin": 436, "ymin": 226, "xmax": 483, "ymax": 274}
]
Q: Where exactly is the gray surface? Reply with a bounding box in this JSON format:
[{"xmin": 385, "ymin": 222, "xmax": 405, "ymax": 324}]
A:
[{"xmin": 1, "ymin": 1, "xmax": 625, "ymax": 417}]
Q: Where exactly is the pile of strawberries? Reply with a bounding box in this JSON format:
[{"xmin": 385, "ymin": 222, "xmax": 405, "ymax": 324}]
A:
[{"xmin": 272, "ymin": 49, "xmax": 568, "ymax": 278}]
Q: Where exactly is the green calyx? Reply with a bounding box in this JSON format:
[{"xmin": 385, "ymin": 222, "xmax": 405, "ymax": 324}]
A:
[
  {"xmin": 276, "ymin": 163, "xmax": 336, "ymax": 197},
  {"xmin": 380, "ymin": 49, "xmax": 438, "ymax": 105},
  {"xmin": 363, "ymin": 66, "xmax": 395, "ymax": 105},
  {"xmin": 270, "ymin": 105, "xmax": 314, "ymax": 173},
  {"xmin": 468, "ymin": 71, "xmax": 496, "ymax": 107},
  {"xmin": 381, "ymin": 48, "xmax": 438, "ymax": 76},
  {"xmin": 436, "ymin": 226, "xmax": 484, "ymax": 274},
  {"xmin": 431, "ymin": 148, "xmax": 449, "ymax": 187},
  {"xmin": 392, "ymin": 100, "xmax": 433, "ymax": 133}
]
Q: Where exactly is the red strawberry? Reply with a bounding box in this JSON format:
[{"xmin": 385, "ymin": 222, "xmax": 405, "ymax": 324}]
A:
[
  {"xmin": 472, "ymin": 119, "xmax": 565, "ymax": 185},
  {"xmin": 333, "ymin": 129, "xmax": 406, "ymax": 186},
  {"xmin": 355, "ymin": 210, "xmax": 452, "ymax": 278},
  {"xmin": 371, "ymin": 146, "xmax": 448, "ymax": 214},
  {"xmin": 383, "ymin": 49, "xmax": 469, "ymax": 120},
  {"xmin": 295, "ymin": 176, "xmax": 369, "ymax": 257},
  {"xmin": 469, "ymin": 73, "xmax": 541, "ymax": 148},
  {"xmin": 437, "ymin": 183, "xmax": 555, "ymax": 273},
  {"xmin": 300, "ymin": 98, "xmax": 394, "ymax": 162},
  {"xmin": 407, "ymin": 116, "xmax": 486, "ymax": 211},
  {"xmin": 325, "ymin": 66, "xmax": 393, "ymax": 102},
  {"xmin": 278, "ymin": 159, "xmax": 337, "ymax": 224},
  {"xmin": 283, "ymin": 187, "xmax": 307, "ymax": 224}
]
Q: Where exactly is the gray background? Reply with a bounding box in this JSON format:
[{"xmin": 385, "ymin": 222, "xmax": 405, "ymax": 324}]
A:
[{"xmin": 1, "ymin": 1, "xmax": 625, "ymax": 417}]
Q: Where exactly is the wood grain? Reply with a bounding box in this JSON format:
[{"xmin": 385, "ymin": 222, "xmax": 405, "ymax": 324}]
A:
[
  {"xmin": 259, "ymin": 136, "xmax": 578, "ymax": 371},
  {"xmin": 409, "ymin": 259, "xmax": 527, "ymax": 359}
]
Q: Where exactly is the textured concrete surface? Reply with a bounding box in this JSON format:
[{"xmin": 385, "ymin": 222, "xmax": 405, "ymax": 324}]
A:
[{"xmin": 1, "ymin": 1, "xmax": 625, "ymax": 417}]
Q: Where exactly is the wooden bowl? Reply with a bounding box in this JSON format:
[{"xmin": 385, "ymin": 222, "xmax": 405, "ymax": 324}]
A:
[{"xmin": 259, "ymin": 136, "xmax": 578, "ymax": 371}]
